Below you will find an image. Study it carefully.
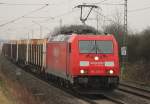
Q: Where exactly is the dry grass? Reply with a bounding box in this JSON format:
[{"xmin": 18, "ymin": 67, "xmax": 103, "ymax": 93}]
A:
[
  {"xmin": 0, "ymin": 58, "xmax": 41, "ymax": 104},
  {"xmin": 123, "ymin": 61, "xmax": 150, "ymax": 85},
  {"xmin": 0, "ymin": 77, "xmax": 16, "ymax": 104},
  {"xmin": 0, "ymin": 72, "xmax": 41, "ymax": 104}
]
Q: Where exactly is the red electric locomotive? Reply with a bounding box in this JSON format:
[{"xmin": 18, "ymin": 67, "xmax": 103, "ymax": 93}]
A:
[{"xmin": 46, "ymin": 34, "xmax": 120, "ymax": 92}]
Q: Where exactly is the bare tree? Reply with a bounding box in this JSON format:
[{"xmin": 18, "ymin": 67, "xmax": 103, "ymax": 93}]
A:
[{"xmin": 103, "ymin": 11, "xmax": 124, "ymax": 46}]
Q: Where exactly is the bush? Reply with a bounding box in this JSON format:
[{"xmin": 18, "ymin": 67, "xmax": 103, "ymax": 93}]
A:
[
  {"xmin": 124, "ymin": 62, "xmax": 150, "ymax": 85},
  {"xmin": 127, "ymin": 27, "xmax": 150, "ymax": 62}
]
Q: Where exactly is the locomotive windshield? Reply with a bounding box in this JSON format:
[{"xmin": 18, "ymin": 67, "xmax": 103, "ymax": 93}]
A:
[{"xmin": 79, "ymin": 40, "xmax": 113, "ymax": 54}]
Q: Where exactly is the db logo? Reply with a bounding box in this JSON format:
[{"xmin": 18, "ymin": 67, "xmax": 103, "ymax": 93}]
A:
[{"xmin": 53, "ymin": 48, "xmax": 59, "ymax": 57}]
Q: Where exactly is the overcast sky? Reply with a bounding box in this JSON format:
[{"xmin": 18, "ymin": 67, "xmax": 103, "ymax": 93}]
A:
[{"xmin": 0, "ymin": 0, "xmax": 150, "ymax": 40}]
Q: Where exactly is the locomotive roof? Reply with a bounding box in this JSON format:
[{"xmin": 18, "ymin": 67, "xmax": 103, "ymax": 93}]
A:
[
  {"xmin": 48, "ymin": 34, "xmax": 114, "ymax": 42},
  {"xmin": 48, "ymin": 34, "xmax": 71, "ymax": 42}
]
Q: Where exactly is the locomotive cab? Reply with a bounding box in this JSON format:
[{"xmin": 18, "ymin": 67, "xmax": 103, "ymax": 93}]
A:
[
  {"xmin": 46, "ymin": 33, "xmax": 120, "ymax": 92},
  {"xmin": 70, "ymin": 34, "xmax": 120, "ymax": 90}
]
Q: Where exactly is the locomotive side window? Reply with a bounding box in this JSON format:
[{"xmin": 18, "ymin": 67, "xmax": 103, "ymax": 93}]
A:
[{"xmin": 79, "ymin": 40, "xmax": 113, "ymax": 54}]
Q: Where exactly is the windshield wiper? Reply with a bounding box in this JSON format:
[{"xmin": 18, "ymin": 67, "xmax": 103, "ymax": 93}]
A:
[
  {"xmin": 87, "ymin": 45, "xmax": 96, "ymax": 53},
  {"xmin": 96, "ymin": 46, "xmax": 103, "ymax": 53}
]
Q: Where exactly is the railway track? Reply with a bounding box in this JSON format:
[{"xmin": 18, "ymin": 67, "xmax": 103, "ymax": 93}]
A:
[
  {"xmin": 85, "ymin": 81, "xmax": 150, "ymax": 104},
  {"xmin": 35, "ymin": 72, "xmax": 125, "ymax": 104},
  {"xmin": 101, "ymin": 94, "xmax": 127, "ymax": 104},
  {"xmin": 21, "ymin": 67, "xmax": 122, "ymax": 104},
  {"xmin": 118, "ymin": 82, "xmax": 150, "ymax": 100},
  {"xmin": 5, "ymin": 64, "xmax": 143, "ymax": 104},
  {"xmin": 25, "ymin": 68, "xmax": 128, "ymax": 104},
  {"xmin": 81, "ymin": 94, "xmax": 127, "ymax": 104},
  {"xmin": 1, "ymin": 56, "xmax": 150, "ymax": 104},
  {"xmin": 35, "ymin": 73, "xmax": 150, "ymax": 104}
]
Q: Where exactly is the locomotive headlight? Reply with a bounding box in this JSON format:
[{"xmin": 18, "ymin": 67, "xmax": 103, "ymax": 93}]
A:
[
  {"xmin": 104, "ymin": 61, "xmax": 114, "ymax": 67},
  {"xmin": 94, "ymin": 56, "xmax": 99, "ymax": 61},
  {"xmin": 80, "ymin": 69, "xmax": 88, "ymax": 74},
  {"xmin": 80, "ymin": 69, "xmax": 85, "ymax": 74},
  {"xmin": 109, "ymin": 70, "xmax": 114, "ymax": 74}
]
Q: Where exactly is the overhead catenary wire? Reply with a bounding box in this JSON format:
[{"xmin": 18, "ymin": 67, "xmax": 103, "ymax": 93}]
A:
[
  {"xmin": 129, "ymin": 6, "xmax": 150, "ymax": 13},
  {"xmin": 0, "ymin": 2, "xmax": 49, "ymax": 6},
  {"xmin": 23, "ymin": 16, "xmax": 53, "ymax": 19},
  {"xmin": 100, "ymin": 3, "xmax": 124, "ymax": 6},
  {"xmin": 44, "ymin": 8, "xmax": 77, "ymax": 22},
  {"xmin": 0, "ymin": 4, "xmax": 49, "ymax": 27},
  {"xmin": 93, "ymin": 9, "xmax": 116, "ymax": 23},
  {"xmin": 92, "ymin": 0, "xmax": 109, "ymax": 4},
  {"xmin": 54, "ymin": 9, "xmax": 76, "ymax": 18},
  {"xmin": 0, "ymin": 0, "xmax": 72, "ymax": 6},
  {"xmin": 1, "ymin": 7, "xmax": 77, "ymax": 33}
]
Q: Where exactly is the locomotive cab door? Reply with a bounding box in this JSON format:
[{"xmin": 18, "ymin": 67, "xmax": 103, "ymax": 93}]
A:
[{"xmin": 66, "ymin": 43, "xmax": 71, "ymax": 78}]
